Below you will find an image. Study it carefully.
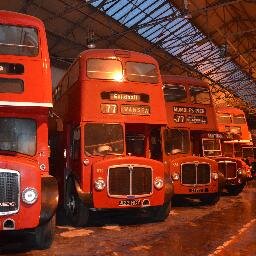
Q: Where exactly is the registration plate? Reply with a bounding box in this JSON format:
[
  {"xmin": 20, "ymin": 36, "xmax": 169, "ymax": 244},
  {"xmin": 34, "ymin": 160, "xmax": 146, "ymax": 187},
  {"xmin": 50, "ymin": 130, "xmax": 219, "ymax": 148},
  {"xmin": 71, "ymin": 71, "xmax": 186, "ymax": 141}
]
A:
[
  {"xmin": 189, "ymin": 188, "xmax": 204, "ymax": 193},
  {"xmin": 118, "ymin": 199, "xmax": 141, "ymax": 206}
]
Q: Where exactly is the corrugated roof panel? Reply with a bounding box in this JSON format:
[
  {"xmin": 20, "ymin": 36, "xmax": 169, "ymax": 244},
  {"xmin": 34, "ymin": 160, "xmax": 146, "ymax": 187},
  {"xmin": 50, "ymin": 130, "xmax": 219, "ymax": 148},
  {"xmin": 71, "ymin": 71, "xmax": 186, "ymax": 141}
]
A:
[{"xmin": 90, "ymin": 0, "xmax": 256, "ymax": 106}]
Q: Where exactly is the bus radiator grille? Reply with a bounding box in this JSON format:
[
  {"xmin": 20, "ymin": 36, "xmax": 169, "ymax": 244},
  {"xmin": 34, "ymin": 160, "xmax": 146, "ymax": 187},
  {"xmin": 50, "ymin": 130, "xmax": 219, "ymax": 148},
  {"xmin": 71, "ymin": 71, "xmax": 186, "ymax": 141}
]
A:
[
  {"xmin": 218, "ymin": 162, "xmax": 237, "ymax": 179},
  {"xmin": 181, "ymin": 163, "xmax": 211, "ymax": 185},
  {"xmin": 108, "ymin": 166, "xmax": 152, "ymax": 196},
  {"xmin": 0, "ymin": 170, "xmax": 19, "ymax": 215}
]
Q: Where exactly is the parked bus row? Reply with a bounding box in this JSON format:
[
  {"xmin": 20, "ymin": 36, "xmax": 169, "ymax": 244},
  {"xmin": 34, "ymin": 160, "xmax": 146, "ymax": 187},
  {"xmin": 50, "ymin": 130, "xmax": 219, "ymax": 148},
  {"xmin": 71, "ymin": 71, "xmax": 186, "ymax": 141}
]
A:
[{"xmin": 0, "ymin": 11, "xmax": 254, "ymax": 250}]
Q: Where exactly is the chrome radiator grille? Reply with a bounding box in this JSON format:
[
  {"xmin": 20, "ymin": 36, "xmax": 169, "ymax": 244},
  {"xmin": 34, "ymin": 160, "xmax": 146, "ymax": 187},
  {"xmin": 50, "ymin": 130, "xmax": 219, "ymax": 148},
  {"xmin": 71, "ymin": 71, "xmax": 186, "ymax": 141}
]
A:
[
  {"xmin": 0, "ymin": 170, "xmax": 20, "ymax": 215},
  {"xmin": 108, "ymin": 165, "xmax": 152, "ymax": 196},
  {"xmin": 218, "ymin": 162, "xmax": 237, "ymax": 179},
  {"xmin": 181, "ymin": 163, "xmax": 211, "ymax": 185}
]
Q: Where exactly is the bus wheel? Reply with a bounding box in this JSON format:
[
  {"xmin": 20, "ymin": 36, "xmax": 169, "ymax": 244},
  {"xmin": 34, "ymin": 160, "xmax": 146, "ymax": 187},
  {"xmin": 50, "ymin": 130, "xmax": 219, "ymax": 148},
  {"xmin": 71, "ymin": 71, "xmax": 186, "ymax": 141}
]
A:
[
  {"xmin": 227, "ymin": 185, "xmax": 244, "ymax": 196},
  {"xmin": 33, "ymin": 215, "xmax": 55, "ymax": 249},
  {"xmin": 200, "ymin": 193, "xmax": 219, "ymax": 205},
  {"xmin": 151, "ymin": 201, "xmax": 171, "ymax": 222},
  {"xmin": 65, "ymin": 177, "xmax": 89, "ymax": 227}
]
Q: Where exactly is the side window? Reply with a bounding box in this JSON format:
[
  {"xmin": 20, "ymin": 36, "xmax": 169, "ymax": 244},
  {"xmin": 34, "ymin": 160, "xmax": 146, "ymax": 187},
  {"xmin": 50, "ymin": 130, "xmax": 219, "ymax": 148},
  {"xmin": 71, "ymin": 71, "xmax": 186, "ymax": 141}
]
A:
[{"xmin": 71, "ymin": 127, "xmax": 81, "ymax": 160}]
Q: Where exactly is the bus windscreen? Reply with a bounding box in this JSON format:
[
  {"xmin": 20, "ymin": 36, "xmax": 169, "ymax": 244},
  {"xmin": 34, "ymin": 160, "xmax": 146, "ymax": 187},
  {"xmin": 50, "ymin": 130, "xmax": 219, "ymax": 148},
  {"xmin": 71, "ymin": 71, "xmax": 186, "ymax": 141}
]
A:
[
  {"xmin": 0, "ymin": 118, "xmax": 36, "ymax": 155},
  {"xmin": 84, "ymin": 123, "xmax": 124, "ymax": 156}
]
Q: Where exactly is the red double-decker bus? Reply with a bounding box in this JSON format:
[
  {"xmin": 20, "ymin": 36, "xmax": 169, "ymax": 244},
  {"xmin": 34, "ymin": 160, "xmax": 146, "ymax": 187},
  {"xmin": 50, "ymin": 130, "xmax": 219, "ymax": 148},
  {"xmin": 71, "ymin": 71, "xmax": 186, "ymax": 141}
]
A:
[
  {"xmin": 216, "ymin": 107, "xmax": 254, "ymax": 162},
  {"xmin": 50, "ymin": 49, "xmax": 173, "ymax": 226},
  {"xmin": 0, "ymin": 11, "xmax": 58, "ymax": 249},
  {"xmin": 162, "ymin": 75, "xmax": 220, "ymax": 204},
  {"xmin": 162, "ymin": 76, "xmax": 247, "ymax": 196},
  {"xmin": 216, "ymin": 107, "xmax": 254, "ymax": 180}
]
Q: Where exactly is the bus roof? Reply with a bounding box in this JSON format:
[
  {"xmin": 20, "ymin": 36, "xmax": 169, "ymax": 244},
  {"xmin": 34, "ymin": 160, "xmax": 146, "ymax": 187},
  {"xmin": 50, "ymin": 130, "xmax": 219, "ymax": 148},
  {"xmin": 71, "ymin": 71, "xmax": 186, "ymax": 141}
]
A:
[
  {"xmin": 216, "ymin": 107, "xmax": 245, "ymax": 115},
  {"xmin": 162, "ymin": 75, "xmax": 209, "ymax": 87},
  {"xmin": 79, "ymin": 49, "xmax": 159, "ymax": 64},
  {"xmin": 0, "ymin": 10, "xmax": 45, "ymax": 28}
]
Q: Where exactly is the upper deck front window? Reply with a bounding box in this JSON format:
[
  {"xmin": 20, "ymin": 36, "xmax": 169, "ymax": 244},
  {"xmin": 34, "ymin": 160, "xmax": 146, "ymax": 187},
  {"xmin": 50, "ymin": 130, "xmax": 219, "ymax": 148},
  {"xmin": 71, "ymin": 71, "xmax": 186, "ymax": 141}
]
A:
[
  {"xmin": 0, "ymin": 118, "xmax": 36, "ymax": 156},
  {"xmin": 87, "ymin": 58, "xmax": 123, "ymax": 81},
  {"xmin": 126, "ymin": 62, "xmax": 158, "ymax": 83},
  {"xmin": 163, "ymin": 84, "xmax": 187, "ymax": 102},
  {"xmin": 217, "ymin": 113, "xmax": 232, "ymax": 124},
  {"xmin": 164, "ymin": 129, "xmax": 190, "ymax": 155},
  {"xmin": 84, "ymin": 123, "xmax": 124, "ymax": 156},
  {"xmin": 233, "ymin": 114, "xmax": 246, "ymax": 124},
  {"xmin": 190, "ymin": 86, "xmax": 211, "ymax": 104},
  {"xmin": 0, "ymin": 24, "xmax": 38, "ymax": 56},
  {"xmin": 202, "ymin": 139, "xmax": 221, "ymax": 157}
]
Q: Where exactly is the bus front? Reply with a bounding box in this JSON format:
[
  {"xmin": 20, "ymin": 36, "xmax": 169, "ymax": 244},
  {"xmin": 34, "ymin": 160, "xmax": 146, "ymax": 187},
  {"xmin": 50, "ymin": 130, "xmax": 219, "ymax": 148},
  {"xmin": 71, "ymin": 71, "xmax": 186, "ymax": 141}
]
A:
[
  {"xmin": 162, "ymin": 75, "xmax": 220, "ymax": 204},
  {"xmin": 0, "ymin": 11, "xmax": 57, "ymax": 249}
]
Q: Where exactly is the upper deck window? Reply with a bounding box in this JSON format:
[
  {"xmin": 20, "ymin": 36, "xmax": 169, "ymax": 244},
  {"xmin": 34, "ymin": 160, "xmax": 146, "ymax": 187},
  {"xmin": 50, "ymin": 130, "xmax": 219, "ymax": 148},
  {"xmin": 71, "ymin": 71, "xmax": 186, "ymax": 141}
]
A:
[
  {"xmin": 84, "ymin": 123, "xmax": 124, "ymax": 156},
  {"xmin": 163, "ymin": 84, "xmax": 187, "ymax": 102},
  {"xmin": 190, "ymin": 86, "xmax": 211, "ymax": 104},
  {"xmin": 164, "ymin": 129, "xmax": 190, "ymax": 155},
  {"xmin": 0, "ymin": 24, "xmax": 38, "ymax": 56},
  {"xmin": 87, "ymin": 58, "xmax": 123, "ymax": 81},
  {"xmin": 126, "ymin": 62, "xmax": 158, "ymax": 83},
  {"xmin": 217, "ymin": 113, "xmax": 232, "ymax": 124},
  {"xmin": 0, "ymin": 118, "xmax": 36, "ymax": 156},
  {"xmin": 233, "ymin": 114, "xmax": 246, "ymax": 124}
]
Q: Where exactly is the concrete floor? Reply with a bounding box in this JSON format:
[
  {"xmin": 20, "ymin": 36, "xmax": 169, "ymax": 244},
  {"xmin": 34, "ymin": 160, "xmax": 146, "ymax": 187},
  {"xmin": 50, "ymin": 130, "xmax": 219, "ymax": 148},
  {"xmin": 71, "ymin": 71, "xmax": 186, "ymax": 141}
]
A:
[{"xmin": 1, "ymin": 180, "xmax": 256, "ymax": 256}]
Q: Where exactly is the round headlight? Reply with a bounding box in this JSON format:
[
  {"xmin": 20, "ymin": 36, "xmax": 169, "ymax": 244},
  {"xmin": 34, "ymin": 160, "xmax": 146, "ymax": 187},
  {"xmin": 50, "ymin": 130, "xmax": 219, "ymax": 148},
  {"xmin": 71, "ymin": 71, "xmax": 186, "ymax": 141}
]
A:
[
  {"xmin": 237, "ymin": 168, "xmax": 243, "ymax": 175},
  {"xmin": 154, "ymin": 177, "xmax": 164, "ymax": 189},
  {"xmin": 22, "ymin": 188, "xmax": 38, "ymax": 204},
  {"xmin": 39, "ymin": 163, "xmax": 46, "ymax": 171},
  {"xmin": 94, "ymin": 178, "xmax": 105, "ymax": 191},
  {"xmin": 172, "ymin": 172, "xmax": 180, "ymax": 181},
  {"xmin": 211, "ymin": 172, "xmax": 218, "ymax": 180}
]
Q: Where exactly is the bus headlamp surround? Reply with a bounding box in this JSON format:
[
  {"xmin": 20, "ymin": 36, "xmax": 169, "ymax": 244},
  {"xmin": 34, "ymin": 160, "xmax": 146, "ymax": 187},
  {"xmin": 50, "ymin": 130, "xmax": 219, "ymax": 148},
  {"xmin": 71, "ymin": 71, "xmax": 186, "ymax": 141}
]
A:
[
  {"xmin": 154, "ymin": 177, "xmax": 164, "ymax": 189},
  {"xmin": 94, "ymin": 178, "xmax": 106, "ymax": 191},
  {"xmin": 171, "ymin": 172, "xmax": 180, "ymax": 181},
  {"xmin": 211, "ymin": 172, "xmax": 218, "ymax": 180},
  {"xmin": 22, "ymin": 187, "xmax": 38, "ymax": 204}
]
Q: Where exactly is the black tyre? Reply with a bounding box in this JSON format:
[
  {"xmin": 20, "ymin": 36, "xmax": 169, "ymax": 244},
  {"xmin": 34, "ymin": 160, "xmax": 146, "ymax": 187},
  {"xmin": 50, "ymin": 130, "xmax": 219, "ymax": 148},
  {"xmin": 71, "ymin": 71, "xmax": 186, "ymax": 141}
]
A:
[
  {"xmin": 65, "ymin": 177, "xmax": 89, "ymax": 227},
  {"xmin": 151, "ymin": 201, "xmax": 171, "ymax": 222},
  {"xmin": 227, "ymin": 185, "xmax": 244, "ymax": 196},
  {"xmin": 33, "ymin": 215, "xmax": 56, "ymax": 250},
  {"xmin": 200, "ymin": 193, "xmax": 220, "ymax": 205}
]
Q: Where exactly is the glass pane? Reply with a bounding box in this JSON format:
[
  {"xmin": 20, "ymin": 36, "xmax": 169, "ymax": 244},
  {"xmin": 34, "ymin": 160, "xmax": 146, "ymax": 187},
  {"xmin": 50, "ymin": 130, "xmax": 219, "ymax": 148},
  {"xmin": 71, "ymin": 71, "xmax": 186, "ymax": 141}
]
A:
[
  {"xmin": 234, "ymin": 143, "xmax": 242, "ymax": 157},
  {"xmin": 126, "ymin": 62, "xmax": 158, "ymax": 83},
  {"xmin": 87, "ymin": 59, "xmax": 123, "ymax": 80},
  {"xmin": 0, "ymin": 25, "xmax": 38, "ymax": 56},
  {"xmin": 0, "ymin": 118, "xmax": 36, "ymax": 155},
  {"xmin": 242, "ymin": 147, "xmax": 254, "ymax": 158},
  {"xmin": 163, "ymin": 84, "xmax": 187, "ymax": 102},
  {"xmin": 0, "ymin": 78, "xmax": 24, "ymax": 93},
  {"xmin": 126, "ymin": 133, "xmax": 145, "ymax": 156},
  {"xmin": 84, "ymin": 123, "xmax": 124, "ymax": 155},
  {"xmin": 233, "ymin": 114, "xmax": 246, "ymax": 124},
  {"xmin": 164, "ymin": 129, "xmax": 190, "ymax": 154},
  {"xmin": 222, "ymin": 143, "xmax": 234, "ymax": 157},
  {"xmin": 217, "ymin": 113, "xmax": 232, "ymax": 124},
  {"xmin": 203, "ymin": 139, "xmax": 221, "ymax": 156},
  {"xmin": 190, "ymin": 86, "xmax": 210, "ymax": 104}
]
